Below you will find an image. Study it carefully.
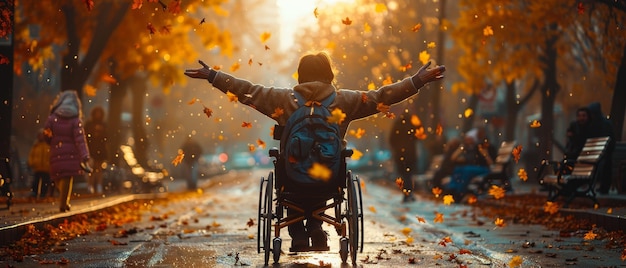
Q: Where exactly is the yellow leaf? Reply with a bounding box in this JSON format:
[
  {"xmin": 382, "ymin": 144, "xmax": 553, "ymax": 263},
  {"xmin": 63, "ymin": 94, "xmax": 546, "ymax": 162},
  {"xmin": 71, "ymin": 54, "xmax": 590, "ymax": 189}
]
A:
[
  {"xmin": 349, "ymin": 128, "xmax": 365, "ymax": 139},
  {"xmin": 494, "ymin": 217, "xmax": 505, "ymax": 227},
  {"xmin": 382, "ymin": 76, "xmax": 393, "ymax": 86},
  {"xmin": 374, "ymin": 3, "xmax": 387, "ymax": 13},
  {"xmin": 464, "ymin": 108, "xmax": 474, "ymax": 118},
  {"xmin": 401, "ymin": 227, "xmax": 412, "ymax": 236},
  {"xmin": 427, "ymin": 42, "xmax": 436, "ymax": 48},
  {"xmin": 327, "ymin": 108, "xmax": 346, "ymax": 124},
  {"xmin": 308, "ymin": 162, "xmax": 332, "ymax": 181},
  {"xmin": 260, "ymin": 32, "xmax": 271, "ymax": 43},
  {"xmin": 443, "ymin": 194, "xmax": 455, "ymax": 205},
  {"xmin": 483, "ymin": 25, "xmax": 494, "ymax": 36},
  {"xmin": 419, "ymin": 50, "xmax": 430, "ymax": 65},
  {"xmin": 363, "ymin": 22, "xmax": 371, "ymax": 33},
  {"xmin": 410, "ymin": 115, "xmax": 422, "ymax": 126},
  {"xmin": 367, "ymin": 82, "xmax": 376, "ymax": 90},
  {"xmin": 350, "ymin": 148, "xmax": 363, "ymax": 161},
  {"xmin": 247, "ymin": 234, "xmax": 255, "ymax": 239},
  {"xmin": 226, "ymin": 91, "xmax": 238, "ymax": 102},
  {"xmin": 544, "ymin": 201, "xmax": 559, "ymax": 215},
  {"xmin": 488, "ymin": 185, "xmax": 505, "ymax": 199},
  {"xmin": 230, "ymin": 62, "xmax": 240, "ymax": 72},
  {"xmin": 405, "ymin": 236, "xmax": 414, "ymax": 245},
  {"xmin": 509, "ymin": 256, "xmax": 523, "ymax": 268},
  {"xmin": 530, "ymin": 120, "xmax": 541, "ymax": 128},
  {"xmin": 368, "ymin": 206, "xmax": 377, "ymax": 213},
  {"xmin": 584, "ymin": 229, "xmax": 597, "ymax": 240},
  {"xmin": 171, "ymin": 149, "xmax": 185, "ymax": 166},
  {"xmin": 518, "ymin": 168, "xmax": 528, "ymax": 181}
]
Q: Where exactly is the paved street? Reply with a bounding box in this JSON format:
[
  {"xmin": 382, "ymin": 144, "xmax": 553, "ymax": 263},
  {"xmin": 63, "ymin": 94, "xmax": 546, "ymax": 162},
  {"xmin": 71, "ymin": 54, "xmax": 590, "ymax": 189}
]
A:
[{"xmin": 1, "ymin": 168, "xmax": 625, "ymax": 267}]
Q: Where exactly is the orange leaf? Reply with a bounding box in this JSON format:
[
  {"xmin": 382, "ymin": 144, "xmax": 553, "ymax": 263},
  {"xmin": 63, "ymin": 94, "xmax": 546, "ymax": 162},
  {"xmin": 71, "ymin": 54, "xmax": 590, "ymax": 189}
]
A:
[
  {"xmin": 494, "ymin": 217, "xmax": 505, "ymax": 227},
  {"xmin": 361, "ymin": 92, "xmax": 368, "ymax": 103},
  {"xmin": 188, "ymin": 98, "xmax": 200, "ymax": 105},
  {"xmin": 517, "ymin": 168, "xmax": 528, "ymax": 181},
  {"xmin": 341, "ymin": 17, "xmax": 352, "ymax": 25},
  {"xmin": 434, "ymin": 212, "xmax": 444, "ymax": 223},
  {"xmin": 584, "ymin": 229, "xmax": 597, "ymax": 240},
  {"xmin": 348, "ymin": 128, "xmax": 365, "ymax": 139},
  {"xmin": 260, "ymin": 32, "xmax": 271, "ymax": 43},
  {"xmin": 83, "ymin": 0, "xmax": 94, "ymax": 11},
  {"xmin": 488, "ymin": 185, "xmax": 505, "ymax": 199},
  {"xmin": 230, "ymin": 62, "xmax": 240, "ymax": 72},
  {"xmin": 544, "ymin": 201, "xmax": 560, "ymax": 215},
  {"xmin": 248, "ymin": 58, "xmax": 253, "ymax": 66},
  {"xmin": 459, "ymin": 249, "xmax": 472, "ymax": 255},
  {"xmin": 257, "ymin": 139, "xmax": 266, "ymax": 149},
  {"xmin": 512, "ymin": 145, "xmax": 522, "ymax": 163},
  {"xmin": 242, "ymin": 122, "xmax": 252, "ymax": 128},
  {"xmin": 171, "ymin": 150, "xmax": 184, "ymax": 166},
  {"xmin": 43, "ymin": 128, "xmax": 53, "ymax": 138},
  {"xmin": 382, "ymin": 76, "xmax": 393, "ymax": 85},
  {"xmin": 530, "ymin": 120, "xmax": 541, "ymax": 128},
  {"xmin": 101, "ymin": 74, "xmax": 117, "ymax": 84},
  {"xmin": 376, "ymin": 103, "xmax": 390, "ymax": 113},
  {"xmin": 202, "ymin": 106, "xmax": 212, "ymax": 118},
  {"xmin": 467, "ymin": 195, "xmax": 477, "ymax": 204},
  {"xmin": 327, "ymin": 108, "xmax": 346, "ymax": 124},
  {"xmin": 226, "ymin": 91, "xmax": 238, "ymax": 102},
  {"xmin": 416, "ymin": 217, "xmax": 426, "ymax": 223},
  {"xmin": 509, "ymin": 256, "xmax": 523, "ymax": 268},
  {"xmin": 271, "ymin": 107, "xmax": 284, "ymax": 118},
  {"xmin": 248, "ymin": 144, "xmax": 256, "ymax": 152},
  {"xmin": 432, "ymin": 187, "xmax": 442, "ymax": 198},
  {"xmin": 395, "ymin": 177, "xmax": 404, "ymax": 189},
  {"xmin": 411, "ymin": 23, "xmax": 422, "ymax": 32}
]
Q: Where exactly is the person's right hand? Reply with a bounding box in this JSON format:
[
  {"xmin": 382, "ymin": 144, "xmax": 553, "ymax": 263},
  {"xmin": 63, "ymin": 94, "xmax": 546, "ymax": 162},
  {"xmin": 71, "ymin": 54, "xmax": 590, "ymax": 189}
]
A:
[
  {"xmin": 184, "ymin": 60, "xmax": 212, "ymax": 79},
  {"xmin": 415, "ymin": 60, "xmax": 446, "ymax": 84}
]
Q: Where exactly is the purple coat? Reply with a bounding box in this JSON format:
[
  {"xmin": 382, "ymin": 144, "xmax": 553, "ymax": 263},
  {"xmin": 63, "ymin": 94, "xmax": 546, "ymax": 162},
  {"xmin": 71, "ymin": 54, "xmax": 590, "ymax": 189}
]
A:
[{"xmin": 44, "ymin": 113, "xmax": 90, "ymax": 181}]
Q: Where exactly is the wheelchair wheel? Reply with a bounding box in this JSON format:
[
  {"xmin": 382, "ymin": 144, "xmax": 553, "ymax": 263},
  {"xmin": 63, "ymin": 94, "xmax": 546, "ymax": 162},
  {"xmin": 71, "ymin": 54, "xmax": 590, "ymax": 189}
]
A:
[
  {"xmin": 257, "ymin": 172, "xmax": 274, "ymax": 265},
  {"xmin": 346, "ymin": 171, "xmax": 362, "ymax": 265}
]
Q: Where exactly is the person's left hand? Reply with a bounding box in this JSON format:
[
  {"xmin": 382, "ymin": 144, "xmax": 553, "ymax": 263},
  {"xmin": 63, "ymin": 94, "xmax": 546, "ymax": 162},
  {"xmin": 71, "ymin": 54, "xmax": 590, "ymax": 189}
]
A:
[{"xmin": 184, "ymin": 60, "xmax": 212, "ymax": 79}]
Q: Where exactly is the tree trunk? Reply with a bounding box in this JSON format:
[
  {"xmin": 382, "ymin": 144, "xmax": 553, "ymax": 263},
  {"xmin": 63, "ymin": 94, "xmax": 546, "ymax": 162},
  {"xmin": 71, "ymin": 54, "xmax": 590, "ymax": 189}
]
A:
[
  {"xmin": 538, "ymin": 31, "xmax": 560, "ymax": 162},
  {"xmin": 60, "ymin": 2, "xmax": 130, "ymax": 98},
  {"xmin": 130, "ymin": 76, "xmax": 149, "ymax": 167},
  {"xmin": 0, "ymin": 0, "xmax": 14, "ymax": 159},
  {"xmin": 431, "ymin": 0, "xmax": 447, "ymax": 131},
  {"xmin": 107, "ymin": 59, "xmax": 125, "ymax": 166},
  {"xmin": 503, "ymin": 82, "xmax": 518, "ymax": 141},
  {"xmin": 609, "ymin": 44, "xmax": 626, "ymax": 141}
]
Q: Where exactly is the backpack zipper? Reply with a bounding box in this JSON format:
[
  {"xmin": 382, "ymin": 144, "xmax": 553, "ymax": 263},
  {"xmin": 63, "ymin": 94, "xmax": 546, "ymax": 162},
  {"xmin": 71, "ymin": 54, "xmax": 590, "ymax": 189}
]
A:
[{"xmin": 310, "ymin": 106, "xmax": 314, "ymax": 115}]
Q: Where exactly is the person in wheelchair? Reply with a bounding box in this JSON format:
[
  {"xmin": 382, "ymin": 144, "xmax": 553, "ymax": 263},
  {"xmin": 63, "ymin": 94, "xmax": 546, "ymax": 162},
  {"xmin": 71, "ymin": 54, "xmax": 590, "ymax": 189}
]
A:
[{"xmin": 185, "ymin": 52, "xmax": 445, "ymax": 250}]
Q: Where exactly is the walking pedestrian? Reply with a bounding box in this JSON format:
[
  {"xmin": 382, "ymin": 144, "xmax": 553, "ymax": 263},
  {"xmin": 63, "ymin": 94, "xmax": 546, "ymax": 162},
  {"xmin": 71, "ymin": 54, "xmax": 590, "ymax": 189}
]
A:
[
  {"xmin": 389, "ymin": 110, "xmax": 419, "ymax": 202},
  {"xmin": 84, "ymin": 106, "xmax": 108, "ymax": 194},
  {"xmin": 44, "ymin": 90, "xmax": 91, "ymax": 212}
]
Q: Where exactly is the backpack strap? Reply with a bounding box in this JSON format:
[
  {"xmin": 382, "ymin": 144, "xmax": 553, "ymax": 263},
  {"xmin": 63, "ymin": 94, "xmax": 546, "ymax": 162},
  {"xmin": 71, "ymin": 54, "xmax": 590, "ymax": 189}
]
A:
[{"xmin": 293, "ymin": 91, "xmax": 336, "ymax": 108}]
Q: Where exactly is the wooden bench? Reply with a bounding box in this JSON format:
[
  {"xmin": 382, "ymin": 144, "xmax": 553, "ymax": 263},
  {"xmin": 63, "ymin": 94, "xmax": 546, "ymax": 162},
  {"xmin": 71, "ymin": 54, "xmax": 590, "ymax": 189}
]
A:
[
  {"xmin": 468, "ymin": 140, "xmax": 517, "ymax": 194},
  {"xmin": 539, "ymin": 136, "xmax": 611, "ymax": 207},
  {"xmin": 415, "ymin": 154, "xmax": 444, "ymax": 191}
]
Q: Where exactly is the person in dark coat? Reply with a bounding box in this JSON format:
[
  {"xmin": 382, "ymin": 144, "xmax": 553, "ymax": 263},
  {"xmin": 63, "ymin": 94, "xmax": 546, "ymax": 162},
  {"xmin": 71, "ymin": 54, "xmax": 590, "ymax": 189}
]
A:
[
  {"xmin": 180, "ymin": 137, "xmax": 203, "ymax": 190},
  {"xmin": 44, "ymin": 90, "xmax": 91, "ymax": 212},
  {"xmin": 84, "ymin": 106, "xmax": 108, "ymax": 194},
  {"xmin": 587, "ymin": 102, "xmax": 614, "ymax": 194},
  {"xmin": 564, "ymin": 107, "xmax": 593, "ymax": 161},
  {"xmin": 389, "ymin": 110, "xmax": 419, "ymax": 203}
]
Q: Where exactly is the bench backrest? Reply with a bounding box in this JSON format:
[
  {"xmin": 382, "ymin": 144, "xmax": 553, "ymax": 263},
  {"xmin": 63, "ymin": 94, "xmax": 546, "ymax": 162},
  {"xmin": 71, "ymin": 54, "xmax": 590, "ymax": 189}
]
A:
[
  {"xmin": 570, "ymin": 136, "xmax": 610, "ymax": 177},
  {"xmin": 490, "ymin": 140, "xmax": 517, "ymax": 174}
]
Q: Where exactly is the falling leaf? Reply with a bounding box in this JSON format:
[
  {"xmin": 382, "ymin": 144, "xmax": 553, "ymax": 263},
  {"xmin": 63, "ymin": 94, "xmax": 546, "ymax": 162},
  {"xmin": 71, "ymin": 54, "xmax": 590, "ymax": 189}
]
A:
[
  {"xmin": 349, "ymin": 128, "xmax": 365, "ymax": 139},
  {"xmin": 483, "ymin": 25, "xmax": 494, "ymax": 36},
  {"xmin": 0, "ymin": 54, "xmax": 9, "ymax": 65},
  {"xmin": 327, "ymin": 108, "xmax": 346, "ymax": 124},
  {"xmin": 427, "ymin": 42, "xmax": 436, "ymax": 49},
  {"xmin": 375, "ymin": 3, "xmax": 387, "ymax": 13},
  {"xmin": 147, "ymin": 22, "xmax": 157, "ymax": 35},
  {"xmin": 247, "ymin": 144, "xmax": 256, "ymax": 152},
  {"xmin": 401, "ymin": 227, "xmax": 412, "ymax": 236},
  {"xmin": 342, "ymin": 17, "xmax": 352, "ymax": 25},
  {"xmin": 160, "ymin": 25, "xmax": 171, "ymax": 34},
  {"xmin": 512, "ymin": 145, "xmax": 522, "ymax": 163},
  {"xmin": 406, "ymin": 236, "xmax": 414, "ymax": 244},
  {"xmin": 439, "ymin": 236, "xmax": 452, "ymax": 246},
  {"xmin": 414, "ymin": 127, "xmax": 427, "ymax": 140},
  {"xmin": 395, "ymin": 177, "xmax": 404, "ymax": 189},
  {"xmin": 367, "ymin": 82, "xmax": 376, "ymax": 91},
  {"xmin": 607, "ymin": 208, "xmax": 613, "ymax": 214},
  {"xmin": 544, "ymin": 201, "xmax": 559, "ymax": 215},
  {"xmin": 350, "ymin": 149, "xmax": 363, "ymax": 161},
  {"xmin": 443, "ymin": 195, "xmax": 455, "ymax": 205},
  {"xmin": 368, "ymin": 206, "xmax": 377, "ymax": 213},
  {"xmin": 202, "ymin": 106, "xmax": 213, "ymax": 118},
  {"xmin": 172, "ymin": 150, "xmax": 184, "ymax": 166},
  {"xmin": 188, "ymin": 98, "xmax": 200, "ymax": 105},
  {"xmin": 464, "ymin": 108, "xmax": 474, "ymax": 118},
  {"xmin": 313, "ymin": 7, "xmax": 319, "ymax": 18},
  {"xmin": 410, "ymin": 115, "xmax": 422, "ymax": 126},
  {"xmin": 84, "ymin": 85, "xmax": 97, "ymax": 97},
  {"xmin": 530, "ymin": 120, "xmax": 541, "ymax": 128},
  {"xmin": 271, "ymin": 107, "xmax": 284, "ymax": 118},
  {"xmin": 377, "ymin": 103, "xmax": 390, "ymax": 113},
  {"xmin": 488, "ymin": 185, "xmax": 505, "ymax": 199},
  {"xmin": 434, "ymin": 212, "xmax": 444, "ymax": 223},
  {"xmin": 230, "ymin": 62, "xmax": 240, "ymax": 72},
  {"xmin": 382, "ymin": 76, "xmax": 393, "ymax": 85},
  {"xmin": 494, "ymin": 217, "xmax": 505, "ymax": 227},
  {"xmin": 584, "ymin": 229, "xmax": 597, "ymax": 240},
  {"xmin": 226, "ymin": 91, "xmax": 238, "ymax": 102},
  {"xmin": 432, "ymin": 187, "xmax": 442, "ymax": 198},
  {"xmin": 43, "ymin": 128, "xmax": 52, "ymax": 137},
  {"xmin": 242, "ymin": 122, "xmax": 252, "ymax": 128},
  {"xmin": 200, "ymin": 18, "xmax": 206, "ymax": 24},
  {"xmin": 248, "ymin": 58, "xmax": 253, "ymax": 66},
  {"xmin": 411, "ymin": 23, "xmax": 422, "ymax": 32},
  {"xmin": 419, "ymin": 50, "xmax": 430, "ymax": 65},
  {"xmin": 264, "ymin": 45, "xmax": 270, "ymax": 50},
  {"xmin": 101, "ymin": 74, "xmax": 117, "ymax": 84},
  {"xmin": 509, "ymin": 256, "xmax": 523, "ymax": 268},
  {"xmin": 467, "ymin": 195, "xmax": 477, "ymax": 204},
  {"xmin": 257, "ymin": 139, "xmax": 266, "ymax": 149},
  {"xmin": 417, "ymin": 217, "xmax": 426, "ymax": 223},
  {"xmin": 308, "ymin": 162, "xmax": 332, "ymax": 181},
  {"xmin": 400, "ymin": 62, "xmax": 412, "ymax": 72},
  {"xmin": 518, "ymin": 168, "xmax": 528, "ymax": 181},
  {"xmin": 363, "ymin": 22, "xmax": 371, "ymax": 33},
  {"xmin": 260, "ymin": 32, "xmax": 271, "ymax": 43},
  {"xmin": 212, "ymin": 65, "xmax": 221, "ymax": 70},
  {"xmin": 131, "ymin": 0, "xmax": 143, "ymax": 9}
]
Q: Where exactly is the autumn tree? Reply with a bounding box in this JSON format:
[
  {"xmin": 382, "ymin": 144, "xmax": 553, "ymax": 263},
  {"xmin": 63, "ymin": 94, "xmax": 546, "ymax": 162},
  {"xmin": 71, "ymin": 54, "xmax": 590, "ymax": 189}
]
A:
[
  {"xmin": 13, "ymin": 0, "xmax": 232, "ymax": 165},
  {"xmin": 451, "ymin": 0, "xmax": 623, "ymax": 165},
  {"xmin": 0, "ymin": 0, "xmax": 14, "ymax": 159}
]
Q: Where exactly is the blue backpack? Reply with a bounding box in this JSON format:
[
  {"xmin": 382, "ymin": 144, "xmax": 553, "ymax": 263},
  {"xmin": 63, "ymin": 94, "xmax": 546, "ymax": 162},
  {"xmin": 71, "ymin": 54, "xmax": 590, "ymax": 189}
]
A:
[{"xmin": 280, "ymin": 91, "xmax": 342, "ymax": 185}]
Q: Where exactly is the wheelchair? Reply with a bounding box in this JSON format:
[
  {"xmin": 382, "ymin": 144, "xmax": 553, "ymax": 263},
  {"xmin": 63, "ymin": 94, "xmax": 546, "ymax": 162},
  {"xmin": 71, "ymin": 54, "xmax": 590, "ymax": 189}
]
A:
[{"xmin": 257, "ymin": 147, "xmax": 364, "ymax": 265}]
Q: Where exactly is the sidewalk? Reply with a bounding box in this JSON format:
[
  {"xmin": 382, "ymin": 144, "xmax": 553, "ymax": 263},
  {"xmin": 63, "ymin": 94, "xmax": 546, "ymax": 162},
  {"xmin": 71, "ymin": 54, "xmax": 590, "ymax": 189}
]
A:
[{"xmin": 0, "ymin": 177, "xmax": 213, "ymax": 246}]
